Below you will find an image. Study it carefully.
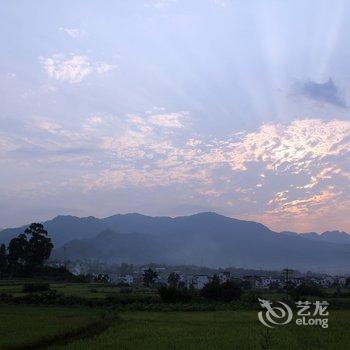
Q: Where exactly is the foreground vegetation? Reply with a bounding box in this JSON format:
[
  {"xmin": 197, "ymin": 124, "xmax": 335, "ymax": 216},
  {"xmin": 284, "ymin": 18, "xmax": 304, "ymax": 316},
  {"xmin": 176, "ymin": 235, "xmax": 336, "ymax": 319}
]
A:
[
  {"xmin": 1, "ymin": 279, "xmax": 350, "ymax": 312},
  {"xmin": 0, "ymin": 280, "xmax": 349, "ymax": 349},
  {"xmin": 0, "ymin": 305, "xmax": 349, "ymax": 350},
  {"xmin": 53, "ymin": 310, "xmax": 350, "ymax": 350},
  {"xmin": 0, "ymin": 304, "xmax": 104, "ymax": 349},
  {"xmin": 1, "ymin": 226, "xmax": 349, "ymax": 349},
  {"xmin": 0, "ymin": 281, "xmax": 349, "ymax": 350}
]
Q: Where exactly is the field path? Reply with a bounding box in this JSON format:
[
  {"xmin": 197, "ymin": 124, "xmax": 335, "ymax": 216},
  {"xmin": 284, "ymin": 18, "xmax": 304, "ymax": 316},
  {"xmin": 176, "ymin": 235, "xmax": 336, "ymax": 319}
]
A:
[{"xmin": 3, "ymin": 313, "xmax": 118, "ymax": 350}]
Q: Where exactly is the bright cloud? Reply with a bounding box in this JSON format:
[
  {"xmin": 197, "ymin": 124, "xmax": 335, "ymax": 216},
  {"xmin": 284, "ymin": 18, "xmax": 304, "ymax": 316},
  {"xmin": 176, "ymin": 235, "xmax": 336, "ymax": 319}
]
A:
[
  {"xmin": 149, "ymin": 112, "xmax": 186, "ymax": 128},
  {"xmin": 0, "ymin": 136, "xmax": 16, "ymax": 153},
  {"xmin": 96, "ymin": 62, "xmax": 115, "ymax": 74},
  {"xmin": 212, "ymin": 0, "xmax": 227, "ymax": 7},
  {"xmin": 40, "ymin": 54, "xmax": 114, "ymax": 83},
  {"xmin": 40, "ymin": 54, "xmax": 91, "ymax": 83},
  {"xmin": 59, "ymin": 27, "xmax": 85, "ymax": 39},
  {"xmin": 146, "ymin": 0, "xmax": 176, "ymax": 8},
  {"xmin": 1, "ymin": 115, "xmax": 349, "ymax": 232},
  {"xmin": 3, "ymin": 0, "xmax": 350, "ymax": 233},
  {"xmin": 223, "ymin": 119, "xmax": 350, "ymax": 172}
]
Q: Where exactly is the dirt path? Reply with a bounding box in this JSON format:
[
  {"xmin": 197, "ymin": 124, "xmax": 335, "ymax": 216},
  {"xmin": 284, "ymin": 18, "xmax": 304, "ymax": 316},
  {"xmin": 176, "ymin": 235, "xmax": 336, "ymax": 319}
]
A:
[{"xmin": 3, "ymin": 313, "xmax": 118, "ymax": 350}]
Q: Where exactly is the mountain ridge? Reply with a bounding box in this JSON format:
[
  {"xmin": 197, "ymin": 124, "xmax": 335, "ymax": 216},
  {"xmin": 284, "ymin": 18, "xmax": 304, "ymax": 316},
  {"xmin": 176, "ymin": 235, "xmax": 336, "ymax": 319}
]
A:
[{"xmin": 1, "ymin": 212, "xmax": 349, "ymax": 273}]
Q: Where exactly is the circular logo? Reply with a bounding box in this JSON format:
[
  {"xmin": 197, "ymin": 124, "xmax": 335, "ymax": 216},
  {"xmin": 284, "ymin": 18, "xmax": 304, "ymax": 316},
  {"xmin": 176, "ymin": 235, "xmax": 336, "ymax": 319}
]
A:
[{"xmin": 258, "ymin": 298, "xmax": 293, "ymax": 328}]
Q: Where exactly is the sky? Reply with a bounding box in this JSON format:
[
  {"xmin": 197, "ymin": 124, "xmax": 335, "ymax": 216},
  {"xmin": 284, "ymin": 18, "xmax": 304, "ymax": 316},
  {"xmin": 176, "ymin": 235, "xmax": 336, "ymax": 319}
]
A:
[{"xmin": 0, "ymin": 0, "xmax": 349, "ymax": 233}]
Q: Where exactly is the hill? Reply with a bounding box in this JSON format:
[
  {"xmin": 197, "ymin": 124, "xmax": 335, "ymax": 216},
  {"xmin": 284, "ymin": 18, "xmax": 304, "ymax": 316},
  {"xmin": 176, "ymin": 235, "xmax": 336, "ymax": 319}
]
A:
[
  {"xmin": 280, "ymin": 230, "xmax": 350, "ymax": 244},
  {"xmin": 2, "ymin": 212, "xmax": 349, "ymax": 273}
]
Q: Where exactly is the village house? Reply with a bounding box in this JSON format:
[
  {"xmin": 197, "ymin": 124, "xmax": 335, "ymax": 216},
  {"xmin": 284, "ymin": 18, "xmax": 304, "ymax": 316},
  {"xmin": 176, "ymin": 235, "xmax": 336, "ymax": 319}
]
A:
[
  {"xmin": 335, "ymin": 276, "xmax": 347, "ymax": 286},
  {"xmin": 120, "ymin": 274, "xmax": 134, "ymax": 285},
  {"xmin": 68, "ymin": 261, "xmax": 90, "ymax": 276},
  {"xmin": 319, "ymin": 276, "xmax": 334, "ymax": 288},
  {"xmin": 260, "ymin": 277, "xmax": 275, "ymax": 288},
  {"xmin": 179, "ymin": 274, "xmax": 194, "ymax": 288},
  {"xmin": 108, "ymin": 274, "xmax": 134, "ymax": 285},
  {"xmin": 242, "ymin": 275, "xmax": 261, "ymax": 289},
  {"xmin": 218, "ymin": 271, "xmax": 231, "ymax": 283},
  {"xmin": 192, "ymin": 274, "xmax": 211, "ymax": 289},
  {"xmin": 292, "ymin": 277, "xmax": 305, "ymax": 287}
]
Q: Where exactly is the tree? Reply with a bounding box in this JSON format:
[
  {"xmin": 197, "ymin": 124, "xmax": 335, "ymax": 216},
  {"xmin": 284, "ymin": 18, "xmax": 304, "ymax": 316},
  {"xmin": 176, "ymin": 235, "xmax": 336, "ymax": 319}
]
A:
[
  {"xmin": 201, "ymin": 275, "xmax": 242, "ymax": 301},
  {"xmin": 24, "ymin": 223, "xmax": 53, "ymax": 269},
  {"xmin": 291, "ymin": 282, "xmax": 323, "ymax": 300},
  {"xmin": 167, "ymin": 272, "xmax": 180, "ymax": 288},
  {"xmin": 8, "ymin": 233, "xmax": 28, "ymax": 266},
  {"xmin": 119, "ymin": 263, "xmax": 134, "ymax": 275},
  {"xmin": 158, "ymin": 285, "xmax": 193, "ymax": 303},
  {"xmin": 201, "ymin": 274, "xmax": 222, "ymax": 300},
  {"xmin": 7, "ymin": 223, "xmax": 53, "ymax": 271},
  {"xmin": 94, "ymin": 273, "xmax": 110, "ymax": 283},
  {"xmin": 240, "ymin": 280, "xmax": 252, "ymax": 290},
  {"xmin": 0, "ymin": 244, "xmax": 7, "ymax": 278},
  {"xmin": 221, "ymin": 280, "xmax": 242, "ymax": 301},
  {"xmin": 143, "ymin": 268, "xmax": 158, "ymax": 287}
]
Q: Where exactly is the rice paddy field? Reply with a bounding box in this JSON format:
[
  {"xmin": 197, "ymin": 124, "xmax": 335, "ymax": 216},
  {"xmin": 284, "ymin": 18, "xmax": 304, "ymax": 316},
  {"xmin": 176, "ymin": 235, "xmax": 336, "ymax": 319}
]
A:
[
  {"xmin": 0, "ymin": 281, "xmax": 349, "ymax": 350},
  {"xmin": 49, "ymin": 310, "xmax": 350, "ymax": 350},
  {"xmin": 0, "ymin": 304, "xmax": 102, "ymax": 349},
  {"xmin": 0, "ymin": 305, "xmax": 349, "ymax": 350},
  {"xmin": 0, "ymin": 280, "xmax": 156, "ymax": 300}
]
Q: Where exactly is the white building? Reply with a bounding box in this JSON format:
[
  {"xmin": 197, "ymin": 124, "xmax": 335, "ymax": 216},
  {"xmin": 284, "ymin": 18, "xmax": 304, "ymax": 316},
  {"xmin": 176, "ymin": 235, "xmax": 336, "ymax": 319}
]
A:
[
  {"xmin": 292, "ymin": 278, "xmax": 304, "ymax": 287},
  {"xmin": 335, "ymin": 277, "xmax": 347, "ymax": 286},
  {"xmin": 109, "ymin": 274, "xmax": 134, "ymax": 285},
  {"xmin": 68, "ymin": 262, "xmax": 89, "ymax": 276},
  {"xmin": 192, "ymin": 275, "xmax": 210, "ymax": 289},
  {"xmin": 319, "ymin": 276, "xmax": 334, "ymax": 288},
  {"xmin": 179, "ymin": 274, "xmax": 194, "ymax": 288},
  {"xmin": 310, "ymin": 277, "xmax": 322, "ymax": 286},
  {"xmin": 219, "ymin": 272, "xmax": 231, "ymax": 283},
  {"xmin": 260, "ymin": 277, "xmax": 277, "ymax": 288},
  {"xmin": 120, "ymin": 274, "xmax": 134, "ymax": 285}
]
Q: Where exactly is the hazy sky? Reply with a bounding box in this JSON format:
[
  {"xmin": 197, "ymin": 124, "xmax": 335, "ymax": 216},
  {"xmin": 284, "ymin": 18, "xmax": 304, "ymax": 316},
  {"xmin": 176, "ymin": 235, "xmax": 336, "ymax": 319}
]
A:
[{"xmin": 0, "ymin": 0, "xmax": 349, "ymax": 232}]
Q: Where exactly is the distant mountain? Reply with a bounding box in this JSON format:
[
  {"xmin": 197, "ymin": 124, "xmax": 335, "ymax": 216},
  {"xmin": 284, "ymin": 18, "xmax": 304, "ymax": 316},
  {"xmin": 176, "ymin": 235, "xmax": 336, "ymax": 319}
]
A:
[
  {"xmin": 280, "ymin": 230, "xmax": 350, "ymax": 244},
  {"xmin": 0, "ymin": 212, "xmax": 270, "ymax": 247},
  {"xmin": 0, "ymin": 215, "xmax": 107, "ymax": 247},
  {"xmin": 55, "ymin": 229, "xmax": 167, "ymax": 265},
  {"xmin": 2, "ymin": 212, "xmax": 350, "ymax": 273}
]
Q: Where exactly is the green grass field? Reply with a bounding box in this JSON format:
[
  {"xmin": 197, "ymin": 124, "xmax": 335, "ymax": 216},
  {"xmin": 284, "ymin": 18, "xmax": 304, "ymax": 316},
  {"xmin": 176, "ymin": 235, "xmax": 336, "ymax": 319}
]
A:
[
  {"xmin": 0, "ymin": 305, "xmax": 349, "ymax": 350},
  {"xmin": 0, "ymin": 281, "xmax": 349, "ymax": 349},
  {"xmin": 47, "ymin": 310, "xmax": 350, "ymax": 350},
  {"xmin": 0, "ymin": 280, "xmax": 157, "ymax": 300},
  {"xmin": 0, "ymin": 304, "xmax": 101, "ymax": 349}
]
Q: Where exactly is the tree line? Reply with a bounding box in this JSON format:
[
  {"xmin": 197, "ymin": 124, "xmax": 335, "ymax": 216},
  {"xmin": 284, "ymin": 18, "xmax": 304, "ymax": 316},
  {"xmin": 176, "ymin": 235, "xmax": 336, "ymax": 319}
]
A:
[
  {"xmin": 142, "ymin": 268, "xmax": 242, "ymax": 303},
  {"xmin": 0, "ymin": 223, "xmax": 53, "ymax": 278}
]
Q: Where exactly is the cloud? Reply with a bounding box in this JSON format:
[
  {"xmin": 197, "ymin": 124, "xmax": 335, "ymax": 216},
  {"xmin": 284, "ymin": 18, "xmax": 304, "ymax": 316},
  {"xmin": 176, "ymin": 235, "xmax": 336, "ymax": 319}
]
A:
[
  {"xmin": 146, "ymin": 0, "xmax": 176, "ymax": 8},
  {"xmin": 39, "ymin": 54, "xmax": 115, "ymax": 83},
  {"xmin": 75, "ymin": 118, "xmax": 349, "ymax": 194},
  {"xmin": 6, "ymin": 115, "xmax": 349, "ymax": 190},
  {"xmin": 95, "ymin": 62, "xmax": 115, "ymax": 74},
  {"xmin": 59, "ymin": 27, "xmax": 85, "ymax": 39},
  {"xmin": 40, "ymin": 54, "xmax": 91, "ymax": 83},
  {"xmin": 225, "ymin": 119, "xmax": 349, "ymax": 171},
  {"xmin": 149, "ymin": 112, "xmax": 186, "ymax": 128},
  {"xmin": 212, "ymin": 0, "xmax": 227, "ymax": 7},
  {"xmin": 35, "ymin": 120, "xmax": 63, "ymax": 134},
  {"xmin": 86, "ymin": 117, "xmax": 349, "ymax": 232},
  {"xmin": 296, "ymin": 78, "xmax": 346, "ymax": 108},
  {"xmin": 1, "ymin": 114, "xmax": 349, "ymax": 232},
  {"xmin": 0, "ymin": 136, "xmax": 16, "ymax": 153},
  {"xmin": 83, "ymin": 116, "xmax": 104, "ymax": 132}
]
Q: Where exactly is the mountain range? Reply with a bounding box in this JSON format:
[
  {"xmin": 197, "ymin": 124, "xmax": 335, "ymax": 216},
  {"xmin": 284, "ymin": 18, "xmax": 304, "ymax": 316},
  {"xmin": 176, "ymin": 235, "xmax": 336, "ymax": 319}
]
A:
[{"xmin": 1, "ymin": 212, "xmax": 349, "ymax": 273}]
